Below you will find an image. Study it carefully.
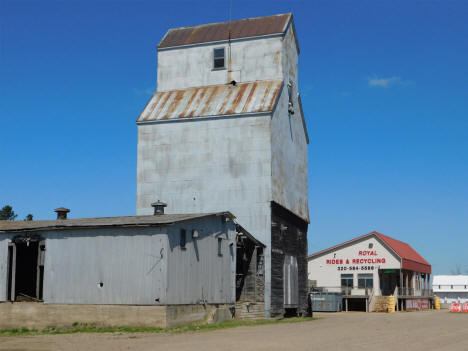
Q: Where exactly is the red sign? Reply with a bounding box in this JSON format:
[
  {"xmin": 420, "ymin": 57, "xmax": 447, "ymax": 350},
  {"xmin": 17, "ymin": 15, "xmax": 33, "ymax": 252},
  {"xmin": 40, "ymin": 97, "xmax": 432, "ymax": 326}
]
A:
[
  {"xmin": 406, "ymin": 299, "xmax": 430, "ymax": 311},
  {"xmin": 463, "ymin": 303, "xmax": 468, "ymax": 313},
  {"xmin": 326, "ymin": 257, "xmax": 387, "ymax": 265},
  {"xmin": 450, "ymin": 303, "xmax": 461, "ymax": 312}
]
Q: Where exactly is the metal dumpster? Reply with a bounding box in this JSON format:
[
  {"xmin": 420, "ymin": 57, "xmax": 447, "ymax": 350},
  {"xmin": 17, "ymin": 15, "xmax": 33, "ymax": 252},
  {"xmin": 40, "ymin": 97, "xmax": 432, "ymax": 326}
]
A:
[{"xmin": 309, "ymin": 291, "xmax": 343, "ymax": 312}]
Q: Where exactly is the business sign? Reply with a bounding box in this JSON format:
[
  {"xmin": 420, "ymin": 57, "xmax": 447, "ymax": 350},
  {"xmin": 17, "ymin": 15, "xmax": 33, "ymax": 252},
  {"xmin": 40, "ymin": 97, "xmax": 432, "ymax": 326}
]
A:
[
  {"xmin": 450, "ymin": 303, "xmax": 461, "ymax": 312},
  {"xmin": 326, "ymin": 250, "xmax": 390, "ymax": 271},
  {"xmin": 406, "ymin": 299, "xmax": 430, "ymax": 311}
]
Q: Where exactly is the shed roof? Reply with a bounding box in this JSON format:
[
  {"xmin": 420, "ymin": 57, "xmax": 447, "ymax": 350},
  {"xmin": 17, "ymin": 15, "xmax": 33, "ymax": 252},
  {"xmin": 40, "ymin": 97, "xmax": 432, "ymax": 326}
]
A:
[
  {"xmin": 433, "ymin": 275, "xmax": 468, "ymax": 286},
  {"xmin": 308, "ymin": 231, "xmax": 431, "ymax": 274},
  {"xmin": 137, "ymin": 80, "xmax": 283, "ymax": 123},
  {"xmin": 158, "ymin": 13, "xmax": 292, "ymax": 49},
  {"xmin": 0, "ymin": 213, "xmax": 230, "ymax": 233}
]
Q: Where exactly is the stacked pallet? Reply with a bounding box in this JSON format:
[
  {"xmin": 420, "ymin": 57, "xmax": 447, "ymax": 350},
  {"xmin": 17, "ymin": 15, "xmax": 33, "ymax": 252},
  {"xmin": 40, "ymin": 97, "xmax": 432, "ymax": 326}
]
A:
[{"xmin": 371, "ymin": 296, "xmax": 390, "ymax": 312}]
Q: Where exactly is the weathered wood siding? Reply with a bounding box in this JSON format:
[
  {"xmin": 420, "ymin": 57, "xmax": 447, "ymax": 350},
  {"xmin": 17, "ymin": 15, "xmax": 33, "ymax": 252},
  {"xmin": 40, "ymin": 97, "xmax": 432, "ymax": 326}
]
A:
[{"xmin": 271, "ymin": 202, "xmax": 308, "ymax": 316}]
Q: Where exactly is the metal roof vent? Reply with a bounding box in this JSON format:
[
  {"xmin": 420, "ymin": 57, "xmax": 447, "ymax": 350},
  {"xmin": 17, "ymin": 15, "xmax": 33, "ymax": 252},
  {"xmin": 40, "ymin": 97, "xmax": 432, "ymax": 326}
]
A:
[
  {"xmin": 151, "ymin": 201, "xmax": 167, "ymax": 215},
  {"xmin": 54, "ymin": 207, "xmax": 70, "ymax": 220}
]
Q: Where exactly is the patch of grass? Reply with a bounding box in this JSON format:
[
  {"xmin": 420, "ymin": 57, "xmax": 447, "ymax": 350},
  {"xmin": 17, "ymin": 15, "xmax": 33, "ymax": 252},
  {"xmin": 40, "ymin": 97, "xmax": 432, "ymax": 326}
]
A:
[
  {"xmin": 170, "ymin": 316, "xmax": 317, "ymax": 334},
  {"xmin": 0, "ymin": 317, "xmax": 318, "ymax": 338}
]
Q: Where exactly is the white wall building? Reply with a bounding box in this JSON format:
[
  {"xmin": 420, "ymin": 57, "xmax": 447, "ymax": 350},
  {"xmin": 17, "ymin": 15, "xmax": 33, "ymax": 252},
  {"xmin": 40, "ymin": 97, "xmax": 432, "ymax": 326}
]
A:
[
  {"xmin": 308, "ymin": 232, "xmax": 432, "ymax": 311},
  {"xmin": 433, "ymin": 275, "xmax": 468, "ymax": 304},
  {"xmin": 136, "ymin": 13, "xmax": 309, "ymax": 317}
]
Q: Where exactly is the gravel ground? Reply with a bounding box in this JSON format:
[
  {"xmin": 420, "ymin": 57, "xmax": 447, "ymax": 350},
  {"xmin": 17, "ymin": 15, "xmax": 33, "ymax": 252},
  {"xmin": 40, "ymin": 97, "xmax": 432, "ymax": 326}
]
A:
[{"xmin": 1, "ymin": 310, "xmax": 467, "ymax": 351}]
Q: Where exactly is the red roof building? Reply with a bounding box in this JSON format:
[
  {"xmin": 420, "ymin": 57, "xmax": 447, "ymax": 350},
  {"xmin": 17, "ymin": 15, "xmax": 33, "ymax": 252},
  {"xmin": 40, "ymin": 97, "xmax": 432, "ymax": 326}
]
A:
[{"xmin": 308, "ymin": 232, "xmax": 433, "ymax": 311}]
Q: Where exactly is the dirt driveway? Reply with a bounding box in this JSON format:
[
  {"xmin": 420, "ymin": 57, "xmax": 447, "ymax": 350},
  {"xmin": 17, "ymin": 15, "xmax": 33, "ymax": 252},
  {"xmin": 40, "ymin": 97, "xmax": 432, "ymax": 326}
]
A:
[{"xmin": 1, "ymin": 310, "xmax": 467, "ymax": 351}]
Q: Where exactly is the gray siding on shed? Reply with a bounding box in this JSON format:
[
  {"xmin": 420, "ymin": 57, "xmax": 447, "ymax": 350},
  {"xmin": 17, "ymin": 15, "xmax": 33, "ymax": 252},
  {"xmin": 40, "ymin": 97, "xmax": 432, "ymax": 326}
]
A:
[
  {"xmin": 0, "ymin": 215, "xmax": 237, "ymax": 305},
  {"xmin": 0, "ymin": 237, "xmax": 10, "ymax": 301},
  {"xmin": 43, "ymin": 227, "xmax": 168, "ymax": 305},
  {"xmin": 166, "ymin": 217, "xmax": 236, "ymax": 304}
]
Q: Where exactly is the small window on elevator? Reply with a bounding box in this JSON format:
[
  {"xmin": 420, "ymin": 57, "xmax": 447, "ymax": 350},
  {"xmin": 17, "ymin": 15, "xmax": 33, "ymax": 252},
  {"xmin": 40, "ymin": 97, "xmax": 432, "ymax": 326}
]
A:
[
  {"xmin": 180, "ymin": 229, "xmax": 186, "ymax": 250},
  {"xmin": 217, "ymin": 237, "xmax": 223, "ymax": 256},
  {"xmin": 213, "ymin": 48, "xmax": 225, "ymax": 69}
]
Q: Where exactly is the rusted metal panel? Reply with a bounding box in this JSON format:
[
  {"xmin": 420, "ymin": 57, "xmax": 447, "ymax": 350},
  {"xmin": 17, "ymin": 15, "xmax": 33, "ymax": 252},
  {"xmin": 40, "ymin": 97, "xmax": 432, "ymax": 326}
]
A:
[
  {"xmin": 137, "ymin": 80, "xmax": 283, "ymax": 123},
  {"xmin": 158, "ymin": 13, "xmax": 291, "ymax": 49}
]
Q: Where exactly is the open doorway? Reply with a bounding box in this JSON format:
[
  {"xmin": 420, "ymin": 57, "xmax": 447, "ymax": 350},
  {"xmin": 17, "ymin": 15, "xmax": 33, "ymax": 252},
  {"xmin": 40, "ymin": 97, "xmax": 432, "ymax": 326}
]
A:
[
  {"xmin": 379, "ymin": 269, "xmax": 400, "ymax": 296},
  {"xmin": 8, "ymin": 237, "xmax": 45, "ymax": 301}
]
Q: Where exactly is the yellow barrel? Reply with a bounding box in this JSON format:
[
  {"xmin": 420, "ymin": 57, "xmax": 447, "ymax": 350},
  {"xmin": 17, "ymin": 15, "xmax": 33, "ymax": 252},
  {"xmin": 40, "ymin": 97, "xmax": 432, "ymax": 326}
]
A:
[
  {"xmin": 434, "ymin": 297, "xmax": 440, "ymax": 310},
  {"xmin": 387, "ymin": 295, "xmax": 395, "ymax": 313}
]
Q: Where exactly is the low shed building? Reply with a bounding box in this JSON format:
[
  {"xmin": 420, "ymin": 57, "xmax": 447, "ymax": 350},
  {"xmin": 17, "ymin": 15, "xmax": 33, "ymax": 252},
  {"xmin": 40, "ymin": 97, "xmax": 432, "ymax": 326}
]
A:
[
  {"xmin": 0, "ymin": 209, "xmax": 264, "ymax": 328},
  {"xmin": 308, "ymin": 232, "xmax": 433, "ymax": 312},
  {"xmin": 433, "ymin": 275, "xmax": 468, "ymax": 305}
]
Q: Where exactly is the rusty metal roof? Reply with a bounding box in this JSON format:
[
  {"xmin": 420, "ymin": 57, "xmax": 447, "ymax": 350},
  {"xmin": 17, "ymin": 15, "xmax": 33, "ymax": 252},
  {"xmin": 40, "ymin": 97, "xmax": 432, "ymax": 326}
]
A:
[
  {"xmin": 0, "ymin": 212, "xmax": 266, "ymax": 247},
  {"xmin": 0, "ymin": 212, "xmax": 232, "ymax": 233},
  {"xmin": 137, "ymin": 80, "xmax": 283, "ymax": 123},
  {"xmin": 158, "ymin": 13, "xmax": 292, "ymax": 49}
]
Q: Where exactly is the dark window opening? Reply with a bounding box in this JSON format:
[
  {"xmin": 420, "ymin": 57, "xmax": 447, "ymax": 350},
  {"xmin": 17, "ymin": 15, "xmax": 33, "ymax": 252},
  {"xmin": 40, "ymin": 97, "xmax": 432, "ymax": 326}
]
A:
[
  {"xmin": 180, "ymin": 229, "xmax": 186, "ymax": 249},
  {"xmin": 213, "ymin": 48, "xmax": 225, "ymax": 69},
  {"xmin": 358, "ymin": 273, "xmax": 373, "ymax": 289},
  {"xmin": 341, "ymin": 274, "xmax": 353, "ymax": 288},
  {"xmin": 218, "ymin": 237, "xmax": 223, "ymax": 256}
]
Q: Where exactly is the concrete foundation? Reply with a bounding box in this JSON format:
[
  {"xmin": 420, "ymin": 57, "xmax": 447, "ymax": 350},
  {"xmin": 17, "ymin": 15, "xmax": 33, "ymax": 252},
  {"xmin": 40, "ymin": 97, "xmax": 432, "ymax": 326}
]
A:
[{"xmin": 0, "ymin": 303, "xmax": 234, "ymax": 329}]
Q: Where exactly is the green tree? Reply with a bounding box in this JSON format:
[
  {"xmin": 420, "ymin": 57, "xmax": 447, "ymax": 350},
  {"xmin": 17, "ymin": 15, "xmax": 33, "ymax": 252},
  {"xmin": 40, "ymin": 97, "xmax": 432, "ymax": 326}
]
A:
[
  {"xmin": 0, "ymin": 205, "xmax": 17, "ymax": 221},
  {"xmin": 24, "ymin": 214, "xmax": 33, "ymax": 221}
]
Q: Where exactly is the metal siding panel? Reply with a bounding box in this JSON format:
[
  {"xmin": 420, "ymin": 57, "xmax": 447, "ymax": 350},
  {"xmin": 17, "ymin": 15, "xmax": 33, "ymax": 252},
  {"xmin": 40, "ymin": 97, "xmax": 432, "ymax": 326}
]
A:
[
  {"xmin": 155, "ymin": 37, "xmax": 284, "ymax": 92},
  {"xmin": 283, "ymin": 255, "xmax": 299, "ymax": 307},
  {"xmin": 0, "ymin": 237, "xmax": 10, "ymax": 301},
  {"xmin": 42, "ymin": 227, "xmax": 167, "ymax": 305},
  {"xmin": 270, "ymin": 81, "xmax": 309, "ymax": 223},
  {"xmin": 165, "ymin": 218, "xmax": 235, "ymax": 304}
]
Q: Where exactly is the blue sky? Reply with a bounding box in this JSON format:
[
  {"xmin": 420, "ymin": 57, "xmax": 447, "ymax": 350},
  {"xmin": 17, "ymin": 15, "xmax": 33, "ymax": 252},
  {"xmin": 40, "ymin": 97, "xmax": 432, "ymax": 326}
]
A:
[{"xmin": 1, "ymin": 0, "xmax": 467, "ymax": 275}]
